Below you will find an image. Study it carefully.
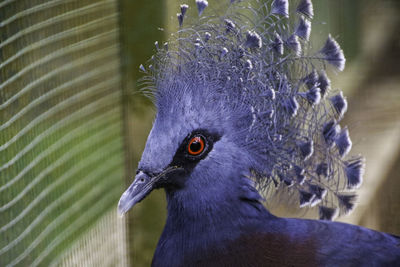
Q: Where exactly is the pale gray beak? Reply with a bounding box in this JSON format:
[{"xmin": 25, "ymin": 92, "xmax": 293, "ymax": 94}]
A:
[
  {"xmin": 118, "ymin": 171, "xmax": 154, "ymax": 216},
  {"xmin": 118, "ymin": 166, "xmax": 183, "ymax": 216}
]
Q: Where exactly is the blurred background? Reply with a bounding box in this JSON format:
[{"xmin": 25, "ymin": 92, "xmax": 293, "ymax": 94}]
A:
[{"xmin": 1, "ymin": 0, "xmax": 399, "ymax": 266}]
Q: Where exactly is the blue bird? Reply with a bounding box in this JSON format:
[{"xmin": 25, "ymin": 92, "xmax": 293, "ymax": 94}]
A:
[{"xmin": 118, "ymin": 0, "xmax": 400, "ymax": 266}]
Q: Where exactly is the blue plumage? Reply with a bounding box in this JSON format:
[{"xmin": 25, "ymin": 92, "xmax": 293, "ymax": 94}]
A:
[{"xmin": 118, "ymin": 0, "xmax": 400, "ymax": 265}]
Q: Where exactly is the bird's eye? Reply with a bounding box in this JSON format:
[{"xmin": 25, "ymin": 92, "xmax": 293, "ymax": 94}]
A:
[{"xmin": 187, "ymin": 136, "xmax": 205, "ymax": 155}]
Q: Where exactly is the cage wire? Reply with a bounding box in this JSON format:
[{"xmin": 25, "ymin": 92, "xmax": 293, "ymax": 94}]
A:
[{"xmin": 0, "ymin": 0, "xmax": 128, "ymax": 266}]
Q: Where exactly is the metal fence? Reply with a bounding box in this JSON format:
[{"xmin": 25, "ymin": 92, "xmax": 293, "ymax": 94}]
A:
[{"xmin": 0, "ymin": 0, "xmax": 127, "ymax": 265}]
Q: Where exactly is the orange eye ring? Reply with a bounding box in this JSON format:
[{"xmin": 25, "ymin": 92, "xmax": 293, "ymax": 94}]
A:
[{"xmin": 187, "ymin": 136, "xmax": 205, "ymax": 155}]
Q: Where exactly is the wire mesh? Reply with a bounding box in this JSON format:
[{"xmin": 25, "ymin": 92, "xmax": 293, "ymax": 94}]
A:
[{"xmin": 0, "ymin": 0, "xmax": 127, "ymax": 266}]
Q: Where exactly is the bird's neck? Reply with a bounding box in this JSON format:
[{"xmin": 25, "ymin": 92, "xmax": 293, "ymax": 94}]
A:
[
  {"xmin": 153, "ymin": 183, "xmax": 277, "ymax": 266},
  {"xmin": 160, "ymin": 180, "xmax": 275, "ymax": 246}
]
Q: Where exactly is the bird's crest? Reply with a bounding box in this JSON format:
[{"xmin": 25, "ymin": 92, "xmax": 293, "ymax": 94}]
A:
[{"xmin": 139, "ymin": 0, "xmax": 365, "ymax": 221}]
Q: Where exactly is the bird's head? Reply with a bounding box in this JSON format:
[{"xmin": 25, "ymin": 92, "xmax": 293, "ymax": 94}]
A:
[
  {"xmin": 118, "ymin": 75, "xmax": 259, "ymax": 215},
  {"xmin": 118, "ymin": 0, "xmax": 364, "ymax": 220}
]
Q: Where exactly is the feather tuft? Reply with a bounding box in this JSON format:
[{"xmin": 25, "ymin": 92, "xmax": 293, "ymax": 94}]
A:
[
  {"xmin": 224, "ymin": 19, "xmax": 236, "ymax": 33},
  {"xmin": 271, "ymin": 33, "xmax": 284, "ymax": 55},
  {"xmin": 177, "ymin": 4, "xmax": 189, "ymax": 27},
  {"xmin": 309, "ymin": 184, "xmax": 327, "ymax": 206},
  {"xmin": 284, "ymin": 96, "xmax": 299, "ymax": 117},
  {"xmin": 180, "ymin": 4, "xmax": 189, "ymax": 16},
  {"xmin": 336, "ymin": 193, "xmax": 357, "ymax": 214},
  {"xmin": 298, "ymin": 140, "xmax": 313, "ymax": 160},
  {"xmin": 294, "ymin": 165, "xmax": 304, "ymax": 176},
  {"xmin": 299, "ymin": 190, "xmax": 315, "ymax": 207},
  {"xmin": 300, "ymin": 87, "xmax": 321, "ymax": 105},
  {"xmin": 221, "ymin": 47, "xmax": 229, "ymax": 58},
  {"xmin": 245, "ymin": 59, "xmax": 253, "ymax": 70},
  {"xmin": 322, "ymin": 120, "xmax": 340, "ymax": 147},
  {"xmin": 317, "ymin": 70, "xmax": 330, "ymax": 98},
  {"xmin": 177, "ymin": 13, "xmax": 184, "ymax": 27},
  {"xmin": 278, "ymin": 173, "xmax": 293, "ymax": 186},
  {"xmin": 296, "ymin": 0, "xmax": 314, "ymax": 19},
  {"xmin": 335, "ymin": 127, "xmax": 352, "ymax": 158},
  {"xmin": 296, "ymin": 174, "xmax": 306, "ymax": 185},
  {"xmin": 319, "ymin": 206, "xmax": 339, "ymax": 220},
  {"xmin": 294, "ymin": 166, "xmax": 306, "ymax": 185},
  {"xmin": 303, "ymin": 70, "xmax": 318, "ymax": 89},
  {"xmin": 204, "ymin": 32, "xmax": 211, "ymax": 42},
  {"xmin": 286, "ymin": 34, "xmax": 301, "ymax": 56},
  {"xmin": 260, "ymin": 87, "xmax": 276, "ymax": 100},
  {"xmin": 245, "ymin": 31, "xmax": 263, "ymax": 49},
  {"xmin": 271, "ymin": 0, "xmax": 289, "ymax": 17},
  {"xmin": 260, "ymin": 109, "xmax": 274, "ymax": 120},
  {"xmin": 344, "ymin": 159, "xmax": 364, "ymax": 189},
  {"xmin": 316, "ymin": 162, "xmax": 329, "ymax": 177},
  {"xmin": 295, "ymin": 17, "xmax": 311, "ymax": 40},
  {"xmin": 195, "ymin": 0, "xmax": 208, "ymax": 16},
  {"xmin": 330, "ymin": 91, "xmax": 347, "ymax": 119},
  {"xmin": 320, "ymin": 35, "xmax": 346, "ymax": 71}
]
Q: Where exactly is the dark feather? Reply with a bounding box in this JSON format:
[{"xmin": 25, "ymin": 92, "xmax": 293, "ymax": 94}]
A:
[
  {"xmin": 294, "ymin": 165, "xmax": 306, "ymax": 185},
  {"xmin": 322, "ymin": 120, "xmax": 340, "ymax": 147},
  {"xmin": 303, "ymin": 70, "xmax": 318, "ymax": 89},
  {"xmin": 299, "ymin": 190, "xmax": 315, "ymax": 207},
  {"xmin": 336, "ymin": 193, "xmax": 357, "ymax": 214},
  {"xmin": 284, "ymin": 96, "xmax": 299, "ymax": 117},
  {"xmin": 335, "ymin": 127, "xmax": 352, "ymax": 158},
  {"xmin": 319, "ymin": 206, "xmax": 338, "ymax": 220},
  {"xmin": 317, "ymin": 70, "xmax": 330, "ymax": 98},
  {"xmin": 286, "ymin": 34, "xmax": 301, "ymax": 56},
  {"xmin": 309, "ymin": 184, "xmax": 327, "ymax": 206},
  {"xmin": 180, "ymin": 4, "xmax": 189, "ymax": 17},
  {"xmin": 320, "ymin": 35, "xmax": 346, "ymax": 71},
  {"xmin": 300, "ymin": 87, "xmax": 321, "ymax": 105},
  {"xmin": 245, "ymin": 31, "xmax": 263, "ymax": 49},
  {"xmin": 344, "ymin": 159, "xmax": 365, "ymax": 189},
  {"xmin": 295, "ymin": 17, "xmax": 311, "ymax": 40},
  {"xmin": 330, "ymin": 91, "xmax": 347, "ymax": 119},
  {"xmin": 271, "ymin": 0, "xmax": 289, "ymax": 17},
  {"xmin": 296, "ymin": 0, "xmax": 314, "ymax": 19},
  {"xmin": 195, "ymin": 0, "xmax": 208, "ymax": 16},
  {"xmin": 224, "ymin": 19, "xmax": 236, "ymax": 33},
  {"xmin": 177, "ymin": 13, "xmax": 184, "ymax": 27},
  {"xmin": 271, "ymin": 33, "xmax": 284, "ymax": 55},
  {"xmin": 316, "ymin": 162, "xmax": 329, "ymax": 177},
  {"xmin": 298, "ymin": 140, "xmax": 314, "ymax": 160}
]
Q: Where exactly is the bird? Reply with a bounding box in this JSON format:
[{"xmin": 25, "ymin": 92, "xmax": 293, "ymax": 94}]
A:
[{"xmin": 118, "ymin": 0, "xmax": 400, "ymax": 266}]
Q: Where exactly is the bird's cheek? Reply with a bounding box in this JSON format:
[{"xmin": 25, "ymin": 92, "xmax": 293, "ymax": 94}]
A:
[{"xmin": 156, "ymin": 168, "xmax": 187, "ymax": 190}]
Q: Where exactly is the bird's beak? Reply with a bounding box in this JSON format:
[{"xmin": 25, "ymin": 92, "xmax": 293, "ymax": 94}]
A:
[
  {"xmin": 118, "ymin": 171, "xmax": 155, "ymax": 216},
  {"xmin": 117, "ymin": 167, "xmax": 181, "ymax": 216}
]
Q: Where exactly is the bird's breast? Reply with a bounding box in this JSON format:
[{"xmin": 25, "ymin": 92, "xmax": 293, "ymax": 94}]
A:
[{"xmin": 153, "ymin": 226, "xmax": 319, "ymax": 267}]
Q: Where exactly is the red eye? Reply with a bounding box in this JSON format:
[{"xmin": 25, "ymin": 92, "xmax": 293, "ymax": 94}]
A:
[{"xmin": 187, "ymin": 136, "xmax": 205, "ymax": 155}]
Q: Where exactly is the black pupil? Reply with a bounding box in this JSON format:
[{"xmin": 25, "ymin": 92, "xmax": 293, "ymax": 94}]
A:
[{"xmin": 190, "ymin": 140, "xmax": 202, "ymax": 152}]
